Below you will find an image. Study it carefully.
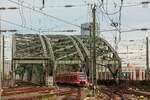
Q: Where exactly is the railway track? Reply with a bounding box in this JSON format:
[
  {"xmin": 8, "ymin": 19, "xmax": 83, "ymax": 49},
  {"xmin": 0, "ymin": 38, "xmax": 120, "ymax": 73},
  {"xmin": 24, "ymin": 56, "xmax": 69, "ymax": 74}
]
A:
[
  {"xmin": 124, "ymin": 89, "xmax": 150, "ymax": 99},
  {"xmin": 102, "ymin": 85, "xmax": 150, "ymax": 100},
  {"xmin": 2, "ymin": 81, "xmax": 85, "ymax": 100},
  {"xmin": 102, "ymin": 88, "xmax": 126, "ymax": 100},
  {"xmin": 3, "ymin": 80, "xmax": 150, "ymax": 100}
]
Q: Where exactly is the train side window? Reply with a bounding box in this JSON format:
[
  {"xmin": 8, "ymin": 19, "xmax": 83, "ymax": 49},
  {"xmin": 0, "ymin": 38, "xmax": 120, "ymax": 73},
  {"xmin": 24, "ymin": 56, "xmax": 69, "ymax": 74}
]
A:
[
  {"xmin": 74, "ymin": 76, "xmax": 76, "ymax": 79},
  {"xmin": 69, "ymin": 76, "xmax": 71, "ymax": 80},
  {"xmin": 72, "ymin": 76, "xmax": 74, "ymax": 80},
  {"xmin": 73, "ymin": 76, "xmax": 76, "ymax": 80},
  {"xmin": 65, "ymin": 76, "xmax": 67, "ymax": 80},
  {"xmin": 67, "ymin": 76, "xmax": 70, "ymax": 80},
  {"xmin": 67, "ymin": 75, "xmax": 70, "ymax": 80},
  {"xmin": 70, "ymin": 76, "xmax": 73, "ymax": 80}
]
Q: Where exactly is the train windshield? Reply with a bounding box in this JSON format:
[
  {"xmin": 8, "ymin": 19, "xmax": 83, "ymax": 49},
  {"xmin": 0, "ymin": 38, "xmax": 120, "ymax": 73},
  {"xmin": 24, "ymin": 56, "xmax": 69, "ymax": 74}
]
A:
[{"xmin": 79, "ymin": 72, "xmax": 86, "ymax": 80}]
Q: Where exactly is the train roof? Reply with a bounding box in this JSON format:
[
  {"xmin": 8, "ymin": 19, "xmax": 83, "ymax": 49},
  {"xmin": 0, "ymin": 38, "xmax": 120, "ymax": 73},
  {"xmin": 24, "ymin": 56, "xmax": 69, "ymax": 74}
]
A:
[{"xmin": 57, "ymin": 71, "xmax": 85, "ymax": 75}]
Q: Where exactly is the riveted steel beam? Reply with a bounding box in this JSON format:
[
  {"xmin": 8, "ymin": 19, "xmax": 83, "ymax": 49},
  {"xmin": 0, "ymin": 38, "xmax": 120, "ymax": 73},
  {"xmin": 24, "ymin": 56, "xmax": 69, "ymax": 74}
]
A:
[
  {"xmin": 15, "ymin": 60, "xmax": 47, "ymax": 64},
  {"xmin": 67, "ymin": 36, "xmax": 84, "ymax": 61},
  {"xmin": 39, "ymin": 35, "xmax": 47, "ymax": 57},
  {"xmin": 96, "ymin": 37, "xmax": 121, "ymax": 79},
  {"xmin": 12, "ymin": 34, "xmax": 122, "ymax": 85},
  {"xmin": 56, "ymin": 60, "xmax": 81, "ymax": 64},
  {"xmin": 72, "ymin": 36, "xmax": 90, "ymax": 58},
  {"xmin": 56, "ymin": 52, "xmax": 78, "ymax": 60},
  {"xmin": 43, "ymin": 35, "xmax": 55, "ymax": 61},
  {"xmin": 54, "ymin": 45, "xmax": 74, "ymax": 53}
]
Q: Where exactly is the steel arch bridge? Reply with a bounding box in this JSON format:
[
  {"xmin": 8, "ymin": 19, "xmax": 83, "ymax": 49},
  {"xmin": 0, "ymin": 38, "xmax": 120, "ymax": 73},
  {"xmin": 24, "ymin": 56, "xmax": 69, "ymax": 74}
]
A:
[{"xmin": 12, "ymin": 33, "xmax": 121, "ymax": 84}]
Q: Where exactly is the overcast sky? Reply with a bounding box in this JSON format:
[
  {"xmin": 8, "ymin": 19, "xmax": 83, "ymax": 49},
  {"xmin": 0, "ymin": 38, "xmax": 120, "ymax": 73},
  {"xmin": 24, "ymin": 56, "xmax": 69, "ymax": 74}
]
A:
[{"xmin": 1, "ymin": 0, "xmax": 150, "ymax": 38}]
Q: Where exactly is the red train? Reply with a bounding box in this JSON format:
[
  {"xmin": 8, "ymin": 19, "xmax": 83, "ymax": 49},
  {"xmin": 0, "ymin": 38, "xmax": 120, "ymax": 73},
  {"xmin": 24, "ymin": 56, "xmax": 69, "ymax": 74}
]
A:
[{"xmin": 55, "ymin": 72, "xmax": 88, "ymax": 86}]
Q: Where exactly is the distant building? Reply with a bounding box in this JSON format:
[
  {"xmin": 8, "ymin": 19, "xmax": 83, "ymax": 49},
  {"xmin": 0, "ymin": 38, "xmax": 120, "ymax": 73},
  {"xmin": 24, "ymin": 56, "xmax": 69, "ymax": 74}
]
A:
[
  {"xmin": 81, "ymin": 22, "xmax": 100, "ymax": 36},
  {"xmin": 97, "ymin": 67, "xmax": 114, "ymax": 80},
  {"xmin": 121, "ymin": 64, "xmax": 145, "ymax": 80},
  {"xmin": 97, "ymin": 64, "xmax": 146, "ymax": 80}
]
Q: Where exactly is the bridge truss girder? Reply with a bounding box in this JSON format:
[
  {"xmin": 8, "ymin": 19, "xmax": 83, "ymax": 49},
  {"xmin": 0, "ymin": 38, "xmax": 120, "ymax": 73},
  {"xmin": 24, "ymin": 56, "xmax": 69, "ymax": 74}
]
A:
[{"xmin": 12, "ymin": 33, "xmax": 121, "ymax": 85}]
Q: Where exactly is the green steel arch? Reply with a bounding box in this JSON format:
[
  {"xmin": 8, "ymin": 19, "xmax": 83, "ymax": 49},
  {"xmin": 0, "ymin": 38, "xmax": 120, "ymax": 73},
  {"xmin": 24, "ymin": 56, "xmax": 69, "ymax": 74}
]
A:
[{"xmin": 12, "ymin": 33, "xmax": 121, "ymax": 84}]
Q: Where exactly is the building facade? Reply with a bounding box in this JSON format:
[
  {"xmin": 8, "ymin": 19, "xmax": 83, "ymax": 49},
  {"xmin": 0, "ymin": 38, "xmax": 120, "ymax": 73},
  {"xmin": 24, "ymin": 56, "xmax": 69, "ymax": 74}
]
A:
[
  {"xmin": 97, "ymin": 64, "xmax": 146, "ymax": 80},
  {"xmin": 121, "ymin": 64, "xmax": 145, "ymax": 80}
]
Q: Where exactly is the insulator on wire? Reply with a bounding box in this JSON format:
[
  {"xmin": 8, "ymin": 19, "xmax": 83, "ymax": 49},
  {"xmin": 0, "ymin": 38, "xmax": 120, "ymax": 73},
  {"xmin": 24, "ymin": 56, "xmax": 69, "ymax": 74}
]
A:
[
  {"xmin": 40, "ymin": 0, "xmax": 45, "ymax": 10},
  {"xmin": 42, "ymin": 0, "xmax": 45, "ymax": 7}
]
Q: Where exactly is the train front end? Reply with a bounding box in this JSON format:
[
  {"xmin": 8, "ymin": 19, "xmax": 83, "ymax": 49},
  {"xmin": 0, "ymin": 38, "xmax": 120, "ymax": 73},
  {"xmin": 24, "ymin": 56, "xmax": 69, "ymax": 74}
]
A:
[{"xmin": 77, "ymin": 72, "xmax": 88, "ymax": 86}]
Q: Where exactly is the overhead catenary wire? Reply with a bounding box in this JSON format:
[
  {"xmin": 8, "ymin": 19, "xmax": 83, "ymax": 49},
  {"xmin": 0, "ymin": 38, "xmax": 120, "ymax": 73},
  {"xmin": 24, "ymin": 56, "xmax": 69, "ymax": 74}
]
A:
[
  {"xmin": 26, "ymin": 0, "xmax": 72, "ymax": 32},
  {"xmin": 81, "ymin": 0, "xmax": 148, "ymax": 33},
  {"xmin": 98, "ymin": 0, "xmax": 123, "ymax": 50},
  {"xmin": 97, "ymin": 1, "xmax": 149, "ymax": 32},
  {"xmin": 97, "ymin": 5, "xmax": 122, "ymax": 44},
  {"xmin": 1, "ymin": 17, "xmax": 150, "ymax": 33},
  {"xmin": 100, "ymin": 4, "xmax": 121, "ymax": 32},
  {"xmin": 8, "ymin": 0, "xmax": 81, "ymax": 28},
  {"xmin": 97, "ymin": 0, "xmax": 122, "ymax": 15},
  {"xmin": 20, "ymin": 1, "xmax": 26, "ymax": 26},
  {"xmin": 100, "ymin": 28, "xmax": 150, "ymax": 33},
  {"xmin": 18, "ymin": 0, "xmax": 26, "ymax": 27},
  {"xmin": 0, "ymin": 18, "xmax": 80, "ymax": 33},
  {"xmin": 0, "ymin": 18, "xmax": 40, "ymax": 32},
  {"xmin": 96, "ymin": 1, "xmax": 121, "ymax": 35},
  {"xmin": 81, "ymin": 0, "xmax": 91, "ymax": 6},
  {"xmin": 18, "ymin": 0, "xmax": 24, "ymax": 26},
  {"xmin": 97, "ymin": 1, "xmax": 149, "ymax": 7},
  {"xmin": 97, "ymin": 0, "xmax": 140, "ymax": 36},
  {"xmin": 7, "ymin": 0, "xmax": 150, "ymax": 33},
  {"xmin": 15, "ymin": 0, "xmax": 87, "ymax": 8},
  {"xmin": 120, "ymin": 3, "xmax": 141, "ymax": 7},
  {"xmin": 46, "ymin": 4, "xmax": 88, "ymax": 8}
]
